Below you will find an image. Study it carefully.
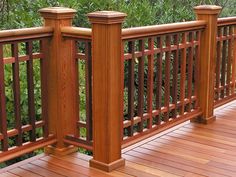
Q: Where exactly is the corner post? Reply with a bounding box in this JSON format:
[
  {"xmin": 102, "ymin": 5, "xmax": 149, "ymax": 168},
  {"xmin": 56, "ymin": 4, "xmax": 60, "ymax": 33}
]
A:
[
  {"xmin": 39, "ymin": 7, "xmax": 78, "ymax": 155},
  {"xmin": 193, "ymin": 5, "xmax": 222, "ymax": 124},
  {"xmin": 88, "ymin": 11, "xmax": 126, "ymax": 172}
]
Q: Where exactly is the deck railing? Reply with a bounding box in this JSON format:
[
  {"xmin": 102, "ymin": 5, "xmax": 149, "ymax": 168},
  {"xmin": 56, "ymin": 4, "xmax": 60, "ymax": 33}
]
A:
[
  {"xmin": 0, "ymin": 27, "xmax": 56, "ymax": 162},
  {"xmin": 214, "ymin": 17, "xmax": 236, "ymax": 107},
  {"xmin": 0, "ymin": 4, "xmax": 235, "ymax": 173},
  {"xmin": 61, "ymin": 27, "xmax": 93, "ymax": 151},
  {"xmin": 121, "ymin": 21, "xmax": 205, "ymax": 147}
]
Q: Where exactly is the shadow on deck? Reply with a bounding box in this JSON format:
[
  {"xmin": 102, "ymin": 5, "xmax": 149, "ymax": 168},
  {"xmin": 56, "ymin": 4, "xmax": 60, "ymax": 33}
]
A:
[{"xmin": 1, "ymin": 100, "xmax": 236, "ymax": 177}]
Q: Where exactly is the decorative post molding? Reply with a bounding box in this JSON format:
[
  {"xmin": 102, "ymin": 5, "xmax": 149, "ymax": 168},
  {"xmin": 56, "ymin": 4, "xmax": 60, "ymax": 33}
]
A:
[
  {"xmin": 88, "ymin": 11, "xmax": 126, "ymax": 172},
  {"xmin": 39, "ymin": 7, "xmax": 78, "ymax": 155},
  {"xmin": 194, "ymin": 5, "xmax": 222, "ymax": 124}
]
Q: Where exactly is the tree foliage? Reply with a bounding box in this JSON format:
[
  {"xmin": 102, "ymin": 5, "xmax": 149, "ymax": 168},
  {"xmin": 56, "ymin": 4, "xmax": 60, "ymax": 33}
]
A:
[{"xmin": 0, "ymin": 0, "xmax": 235, "ymax": 29}]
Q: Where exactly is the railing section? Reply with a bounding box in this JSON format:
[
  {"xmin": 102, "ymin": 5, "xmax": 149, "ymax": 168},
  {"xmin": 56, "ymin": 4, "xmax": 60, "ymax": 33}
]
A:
[
  {"xmin": 61, "ymin": 27, "xmax": 93, "ymax": 151},
  {"xmin": 121, "ymin": 22, "xmax": 205, "ymax": 146},
  {"xmin": 0, "ymin": 27, "xmax": 56, "ymax": 162},
  {"xmin": 214, "ymin": 17, "xmax": 236, "ymax": 107}
]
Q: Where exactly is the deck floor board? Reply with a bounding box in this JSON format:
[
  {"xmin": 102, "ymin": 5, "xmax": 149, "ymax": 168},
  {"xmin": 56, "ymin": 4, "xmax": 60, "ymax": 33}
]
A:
[{"xmin": 1, "ymin": 100, "xmax": 236, "ymax": 177}]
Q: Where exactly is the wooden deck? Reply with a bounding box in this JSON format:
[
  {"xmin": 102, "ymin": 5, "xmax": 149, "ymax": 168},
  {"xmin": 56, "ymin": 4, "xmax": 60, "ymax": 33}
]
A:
[{"xmin": 1, "ymin": 100, "xmax": 236, "ymax": 177}]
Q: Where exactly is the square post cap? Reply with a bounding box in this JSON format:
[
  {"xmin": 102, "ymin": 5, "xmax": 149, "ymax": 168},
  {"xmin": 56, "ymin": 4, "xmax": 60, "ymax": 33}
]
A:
[
  {"xmin": 39, "ymin": 7, "xmax": 76, "ymax": 19},
  {"xmin": 194, "ymin": 5, "xmax": 222, "ymax": 15},
  {"xmin": 87, "ymin": 11, "xmax": 127, "ymax": 24}
]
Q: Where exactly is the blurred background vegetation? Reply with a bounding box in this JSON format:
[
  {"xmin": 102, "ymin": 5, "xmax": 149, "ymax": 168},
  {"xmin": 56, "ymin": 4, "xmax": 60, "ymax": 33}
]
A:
[
  {"xmin": 0, "ymin": 0, "xmax": 235, "ymax": 168},
  {"xmin": 0, "ymin": 0, "xmax": 235, "ymax": 30}
]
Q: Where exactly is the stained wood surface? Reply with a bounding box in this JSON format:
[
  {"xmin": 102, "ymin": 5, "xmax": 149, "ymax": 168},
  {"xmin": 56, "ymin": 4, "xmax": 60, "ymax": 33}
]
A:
[{"xmin": 1, "ymin": 100, "xmax": 236, "ymax": 176}]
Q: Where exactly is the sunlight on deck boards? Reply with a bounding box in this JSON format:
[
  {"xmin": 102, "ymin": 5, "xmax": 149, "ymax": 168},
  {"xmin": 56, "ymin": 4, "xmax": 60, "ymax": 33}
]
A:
[{"xmin": 1, "ymin": 100, "xmax": 236, "ymax": 177}]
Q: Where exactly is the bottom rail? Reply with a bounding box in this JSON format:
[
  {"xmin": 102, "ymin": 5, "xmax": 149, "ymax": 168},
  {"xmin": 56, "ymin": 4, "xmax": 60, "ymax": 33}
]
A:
[
  {"xmin": 64, "ymin": 136, "xmax": 93, "ymax": 151},
  {"xmin": 0, "ymin": 135, "xmax": 57, "ymax": 163},
  {"xmin": 122, "ymin": 110, "xmax": 202, "ymax": 149},
  {"xmin": 214, "ymin": 94, "xmax": 236, "ymax": 108}
]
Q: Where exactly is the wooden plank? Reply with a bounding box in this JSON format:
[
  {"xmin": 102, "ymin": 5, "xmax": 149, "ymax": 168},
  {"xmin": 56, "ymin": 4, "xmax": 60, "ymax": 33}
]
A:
[
  {"xmin": 215, "ymin": 28, "xmax": 222, "ymax": 101},
  {"xmin": 40, "ymin": 39, "xmax": 49, "ymax": 138},
  {"xmin": 85, "ymin": 41, "xmax": 92, "ymax": 141},
  {"xmin": 131, "ymin": 147, "xmax": 228, "ymax": 177},
  {"xmin": 156, "ymin": 36, "xmax": 163, "ymax": 125},
  {"xmin": 26, "ymin": 41, "xmax": 36, "ymax": 142},
  {"xmin": 137, "ymin": 39, "xmax": 145, "ymax": 132},
  {"xmin": 11, "ymin": 42, "xmax": 22, "ymax": 146},
  {"xmin": 226, "ymin": 26, "xmax": 233, "ymax": 96},
  {"xmin": 51, "ymin": 155, "xmax": 131, "ymax": 177},
  {"xmin": 40, "ymin": 155, "xmax": 113, "ymax": 177},
  {"xmin": 168, "ymin": 132, "xmax": 236, "ymax": 151},
  {"xmin": 0, "ymin": 44, "xmax": 8, "ymax": 151},
  {"xmin": 187, "ymin": 32, "xmax": 194, "ymax": 111},
  {"xmin": 118, "ymin": 165, "xmax": 159, "ymax": 177},
  {"xmin": 208, "ymin": 160, "xmax": 236, "ymax": 173},
  {"xmin": 125, "ymin": 161, "xmax": 180, "ymax": 177},
  {"xmin": 231, "ymin": 25, "xmax": 236, "ymax": 95},
  {"xmin": 122, "ymin": 153, "xmax": 194, "ymax": 176},
  {"xmin": 141, "ymin": 143, "xmax": 209, "ymax": 164},
  {"xmin": 9, "ymin": 167, "xmax": 42, "ymax": 177},
  {"xmin": 171, "ymin": 34, "xmax": 179, "ymax": 118},
  {"xmin": 123, "ymin": 152, "xmax": 209, "ymax": 177},
  {"xmin": 0, "ymin": 154, "xmax": 46, "ymax": 173},
  {"xmin": 147, "ymin": 139, "xmax": 236, "ymax": 167},
  {"xmin": 122, "ymin": 121, "xmax": 189, "ymax": 153},
  {"xmin": 20, "ymin": 163, "xmax": 63, "ymax": 177},
  {"xmin": 193, "ymin": 30, "xmax": 200, "ymax": 109},
  {"xmin": 221, "ymin": 27, "xmax": 227, "ymax": 99},
  {"xmin": 161, "ymin": 135, "xmax": 226, "ymax": 153},
  {"xmin": 182, "ymin": 124, "xmax": 236, "ymax": 139},
  {"xmin": 0, "ymin": 172, "xmax": 19, "ymax": 177},
  {"xmin": 31, "ymin": 159, "xmax": 86, "ymax": 177},
  {"xmin": 127, "ymin": 41, "xmax": 135, "ymax": 136},
  {"xmin": 147, "ymin": 38, "xmax": 154, "ymax": 128},
  {"xmin": 174, "ymin": 128, "xmax": 236, "ymax": 146},
  {"xmin": 180, "ymin": 33, "xmax": 187, "ymax": 115},
  {"xmin": 185, "ymin": 122, "xmax": 236, "ymax": 136},
  {"xmin": 163, "ymin": 35, "xmax": 171, "ymax": 121}
]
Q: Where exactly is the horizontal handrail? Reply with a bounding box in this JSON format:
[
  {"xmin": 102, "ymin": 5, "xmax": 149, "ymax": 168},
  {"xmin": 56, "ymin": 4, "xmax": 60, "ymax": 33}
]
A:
[
  {"xmin": 61, "ymin": 27, "xmax": 92, "ymax": 40},
  {"xmin": 0, "ymin": 27, "xmax": 53, "ymax": 43},
  {"xmin": 122, "ymin": 20, "xmax": 206, "ymax": 40},
  {"xmin": 218, "ymin": 17, "xmax": 236, "ymax": 26}
]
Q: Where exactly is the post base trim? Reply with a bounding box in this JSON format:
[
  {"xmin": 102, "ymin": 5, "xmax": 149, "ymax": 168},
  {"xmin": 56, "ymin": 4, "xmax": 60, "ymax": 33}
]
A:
[
  {"xmin": 89, "ymin": 158, "xmax": 125, "ymax": 172},
  {"xmin": 44, "ymin": 145, "xmax": 78, "ymax": 156},
  {"xmin": 191, "ymin": 115, "xmax": 216, "ymax": 124}
]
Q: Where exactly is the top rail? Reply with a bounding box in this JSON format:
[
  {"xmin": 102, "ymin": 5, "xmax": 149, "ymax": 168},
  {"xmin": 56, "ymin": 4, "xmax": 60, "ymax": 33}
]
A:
[
  {"xmin": 0, "ymin": 27, "xmax": 53, "ymax": 43},
  {"xmin": 217, "ymin": 17, "xmax": 236, "ymax": 26},
  {"xmin": 61, "ymin": 27, "xmax": 92, "ymax": 40},
  {"xmin": 122, "ymin": 20, "xmax": 206, "ymax": 40}
]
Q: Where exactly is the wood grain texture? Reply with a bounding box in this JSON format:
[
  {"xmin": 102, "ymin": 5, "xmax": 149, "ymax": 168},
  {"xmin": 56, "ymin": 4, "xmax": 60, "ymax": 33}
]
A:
[
  {"xmin": 88, "ymin": 11, "xmax": 126, "ymax": 171},
  {"xmin": 193, "ymin": 5, "xmax": 222, "ymax": 123},
  {"xmin": 1, "ymin": 100, "xmax": 236, "ymax": 176},
  {"xmin": 39, "ymin": 7, "xmax": 78, "ymax": 151}
]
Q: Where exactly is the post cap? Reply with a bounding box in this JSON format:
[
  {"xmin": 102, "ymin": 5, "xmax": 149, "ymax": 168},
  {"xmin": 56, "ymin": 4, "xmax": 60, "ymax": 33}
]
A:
[
  {"xmin": 87, "ymin": 11, "xmax": 127, "ymax": 24},
  {"xmin": 194, "ymin": 5, "xmax": 222, "ymax": 15},
  {"xmin": 39, "ymin": 7, "xmax": 76, "ymax": 19}
]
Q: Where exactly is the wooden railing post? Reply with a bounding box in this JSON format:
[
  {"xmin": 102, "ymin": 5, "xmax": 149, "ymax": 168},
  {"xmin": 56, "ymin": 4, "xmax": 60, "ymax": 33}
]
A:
[
  {"xmin": 233, "ymin": 25, "xmax": 236, "ymax": 94},
  {"xmin": 193, "ymin": 5, "xmax": 222, "ymax": 124},
  {"xmin": 39, "ymin": 7, "xmax": 78, "ymax": 155},
  {"xmin": 88, "ymin": 11, "xmax": 126, "ymax": 172}
]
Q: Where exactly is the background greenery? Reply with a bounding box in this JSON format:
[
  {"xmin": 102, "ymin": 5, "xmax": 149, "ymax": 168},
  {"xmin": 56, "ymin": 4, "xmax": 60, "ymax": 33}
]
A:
[
  {"xmin": 0, "ymin": 0, "xmax": 235, "ymax": 168},
  {"xmin": 0, "ymin": 0, "xmax": 236, "ymax": 29}
]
